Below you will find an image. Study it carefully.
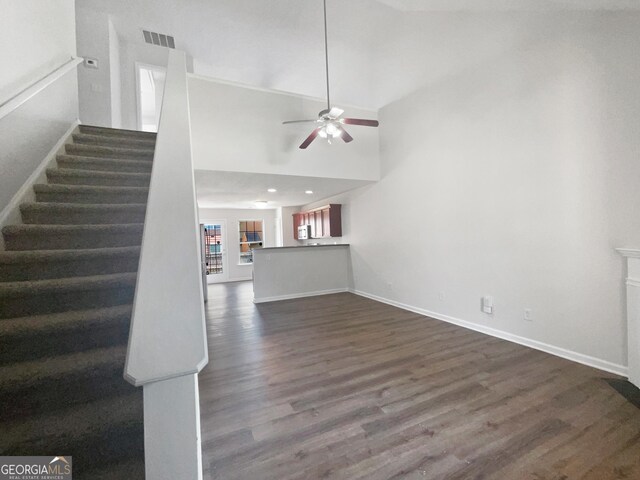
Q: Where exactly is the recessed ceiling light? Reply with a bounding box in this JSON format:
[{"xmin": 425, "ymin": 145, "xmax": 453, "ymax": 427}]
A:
[
  {"xmin": 267, "ymin": 188, "xmax": 277, "ymax": 193},
  {"xmin": 254, "ymin": 200, "xmax": 268, "ymax": 209},
  {"xmin": 305, "ymin": 190, "xmax": 313, "ymax": 195}
]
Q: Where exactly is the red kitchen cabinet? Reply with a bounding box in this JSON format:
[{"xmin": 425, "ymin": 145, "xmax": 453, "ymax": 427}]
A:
[{"xmin": 291, "ymin": 204, "xmax": 342, "ymax": 240}]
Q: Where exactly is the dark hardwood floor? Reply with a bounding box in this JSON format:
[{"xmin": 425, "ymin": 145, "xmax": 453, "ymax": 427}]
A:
[{"xmin": 199, "ymin": 281, "xmax": 640, "ymax": 480}]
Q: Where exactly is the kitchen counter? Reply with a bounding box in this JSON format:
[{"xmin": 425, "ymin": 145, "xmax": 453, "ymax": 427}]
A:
[
  {"xmin": 258, "ymin": 243, "xmax": 350, "ymax": 251},
  {"xmin": 252, "ymin": 244, "xmax": 351, "ymax": 303}
]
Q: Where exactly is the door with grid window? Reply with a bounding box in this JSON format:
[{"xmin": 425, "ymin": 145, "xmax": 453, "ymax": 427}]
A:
[{"xmin": 202, "ymin": 221, "xmax": 228, "ymax": 283}]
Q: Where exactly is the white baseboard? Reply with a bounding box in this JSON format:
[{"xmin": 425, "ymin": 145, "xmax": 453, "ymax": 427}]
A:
[
  {"xmin": 351, "ymin": 288, "xmax": 628, "ymax": 377},
  {"xmin": 254, "ymin": 288, "xmax": 349, "ymax": 304},
  {"xmin": 0, "ymin": 120, "xmax": 79, "ymax": 247}
]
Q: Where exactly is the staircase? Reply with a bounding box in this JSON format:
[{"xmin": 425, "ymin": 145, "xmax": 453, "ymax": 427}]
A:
[{"xmin": 0, "ymin": 125, "xmax": 155, "ymax": 479}]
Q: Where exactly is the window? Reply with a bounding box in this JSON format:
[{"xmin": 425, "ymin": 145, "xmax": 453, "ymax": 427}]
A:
[
  {"xmin": 239, "ymin": 220, "xmax": 263, "ymax": 264},
  {"xmin": 203, "ymin": 224, "xmax": 223, "ymax": 275}
]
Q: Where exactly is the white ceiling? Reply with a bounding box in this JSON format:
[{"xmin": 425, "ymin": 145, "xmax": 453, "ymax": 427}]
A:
[
  {"xmin": 79, "ymin": 0, "xmax": 640, "ymax": 111},
  {"xmin": 376, "ymin": 0, "xmax": 640, "ymax": 11},
  {"xmin": 195, "ymin": 170, "xmax": 372, "ymax": 210},
  {"xmin": 78, "ymin": 0, "xmax": 640, "ymax": 209}
]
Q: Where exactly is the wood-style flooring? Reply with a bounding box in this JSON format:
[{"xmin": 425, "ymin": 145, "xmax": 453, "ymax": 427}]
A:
[{"xmin": 199, "ymin": 281, "xmax": 640, "ymax": 480}]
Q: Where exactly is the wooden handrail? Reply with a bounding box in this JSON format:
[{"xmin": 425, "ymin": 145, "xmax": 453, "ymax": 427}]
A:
[{"xmin": 0, "ymin": 57, "xmax": 83, "ymax": 120}]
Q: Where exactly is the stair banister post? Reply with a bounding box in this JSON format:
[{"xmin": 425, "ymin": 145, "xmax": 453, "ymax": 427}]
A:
[{"xmin": 125, "ymin": 48, "xmax": 207, "ymax": 480}]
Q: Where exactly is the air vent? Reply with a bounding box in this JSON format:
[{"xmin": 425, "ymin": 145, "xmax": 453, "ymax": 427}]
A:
[{"xmin": 142, "ymin": 30, "xmax": 175, "ymax": 49}]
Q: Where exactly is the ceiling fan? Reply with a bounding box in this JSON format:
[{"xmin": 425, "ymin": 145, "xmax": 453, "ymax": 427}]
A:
[{"xmin": 283, "ymin": 0, "xmax": 379, "ymax": 149}]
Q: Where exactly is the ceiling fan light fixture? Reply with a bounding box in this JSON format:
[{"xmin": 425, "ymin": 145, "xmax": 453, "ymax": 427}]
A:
[
  {"xmin": 325, "ymin": 122, "xmax": 341, "ymax": 138},
  {"xmin": 282, "ymin": 0, "xmax": 379, "ymax": 149}
]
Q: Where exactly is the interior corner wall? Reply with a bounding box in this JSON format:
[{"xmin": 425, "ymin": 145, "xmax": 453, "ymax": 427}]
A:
[
  {"xmin": 76, "ymin": 7, "xmax": 113, "ymax": 127},
  {"xmin": 281, "ymin": 206, "xmax": 302, "ymax": 247},
  {"xmin": 339, "ymin": 12, "xmax": 640, "ymax": 371},
  {"xmin": 198, "ymin": 207, "xmax": 278, "ymax": 282}
]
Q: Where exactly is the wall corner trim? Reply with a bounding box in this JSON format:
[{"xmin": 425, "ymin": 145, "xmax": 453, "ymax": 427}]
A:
[{"xmin": 350, "ymin": 289, "xmax": 628, "ymax": 378}]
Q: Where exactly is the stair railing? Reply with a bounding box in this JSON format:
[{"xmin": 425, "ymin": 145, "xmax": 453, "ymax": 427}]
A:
[{"xmin": 124, "ymin": 49, "xmax": 208, "ymax": 480}]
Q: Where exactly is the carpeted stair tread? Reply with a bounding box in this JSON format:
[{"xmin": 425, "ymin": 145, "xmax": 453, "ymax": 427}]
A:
[
  {"xmin": 46, "ymin": 167, "xmax": 151, "ymax": 187},
  {"xmin": 0, "ymin": 271, "xmax": 136, "ymax": 297},
  {"xmin": 65, "ymin": 143, "xmax": 154, "ymax": 160},
  {"xmin": 79, "ymin": 124, "xmax": 156, "ymax": 140},
  {"xmin": 0, "ymin": 246, "xmax": 140, "ymax": 281},
  {"xmin": 56, "ymin": 154, "xmax": 153, "ymax": 173},
  {"xmin": 0, "ymin": 272, "xmax": 137, "ymax": 319},
  {"xmin": 0, "ymin": 304, "xmax": 131, "ymax": 335},
  {"xmin": 33, "ymin": 183, "xmax": 149, "ymax": 204},
  {"xmin": 0, "ymin": 124, "xmax": 151, "ymax": 475},
  {"xmin": 0, "ymin": 391, "xmax": 144, "ymax": 470},
  {"xmin": 0, "ymin": 344, "xmax": 135, "ymax": 421},
  {"xmin": 0, "ymin": 305, "xmax": 132, "ymax": 363},
  {"xmin": 72, "ymin": 132, "xmax": 156, "ymax": 149},
  {"xmin": 89, "ymin": 459, "xmax": 145, "ymax": 480},
  {"xmin": 0, "ymin": 344, "xmax": 127, "ymax": 389},
  {"xmin": 20, "ymin": 202, "xmax": 147, "ymax": 225},
  {"xmin": 2, "ymin": 223, "xmax": 144, "ymax": 250}
]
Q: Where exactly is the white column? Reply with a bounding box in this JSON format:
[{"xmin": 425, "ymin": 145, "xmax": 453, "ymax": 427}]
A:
[
  {"xmin": 617, "ymin": 248, "xmax": 640, "ymax": 388},
  {"xmin": 143, "ymin": 374, "xmax": 203, "ymax": 480}
]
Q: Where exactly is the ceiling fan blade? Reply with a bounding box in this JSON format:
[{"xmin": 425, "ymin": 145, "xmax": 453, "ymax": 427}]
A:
[
  {"xmin": 338, "ymin": 126, "xmax": 353, "ymax": 143},
  {"xmin": 341, "ymin": 118, "xmax": 379, "ymax": 127},
  {"xmin": 283, "ymin": 119, "xmax": 318, "ymax": 124},
  {"xmin": 328, "ymin": 107, "xmax": 344, "ymax": 119},
  {"xmin": 299, "ymin": 128, "xmax": 321, "ymax": 149}
]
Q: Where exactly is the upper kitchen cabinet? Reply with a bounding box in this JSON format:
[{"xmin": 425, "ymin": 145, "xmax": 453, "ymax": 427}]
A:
[{"xmin": 293, "ymin": 204, "xmax": 342, "ymax": 240}]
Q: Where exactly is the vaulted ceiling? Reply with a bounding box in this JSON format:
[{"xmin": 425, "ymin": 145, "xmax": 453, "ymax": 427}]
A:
[{"xmin": 78, "ymin": 0, "xmax": 640, "ymax": 110}]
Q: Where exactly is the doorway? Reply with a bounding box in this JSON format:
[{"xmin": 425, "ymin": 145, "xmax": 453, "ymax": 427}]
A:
[
  {"xmin": 202, "ymin": 221, "xmax": 229, "ymax": 284},
  {"xmin": 136, "ymin": 63, "xmax": 166, "ymax": 132}
]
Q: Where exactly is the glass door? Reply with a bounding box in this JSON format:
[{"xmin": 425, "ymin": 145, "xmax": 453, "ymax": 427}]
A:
[{"xmin": 202, "ymin": 221, "xmax": 228, "ymax": 283}]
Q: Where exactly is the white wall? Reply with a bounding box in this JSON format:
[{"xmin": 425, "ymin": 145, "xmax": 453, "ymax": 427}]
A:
[
  {"xmin": 108, "ymin": 17, "xmax": 122, "ymax": 128},
  {"xmin": 198, "ymin": 207, "xmax": 278, "ymax": 282},
  {"xmin": 0, "ymin": 0, "xmax": 78, "ymax": 218},
  {"xmin": 280, "ymin": 206, "xmax": 301, "ymax": 247},
  {"xmin": 0, "ymin": 0, "xmax": 76, "ymax": 105},
  {"xmin": 188, "ymin": 76, "xmax": 380, "ymax": 181},
  {"xmin": 308, "ymin": 12, "xmax": 640, "ymax": 373},
  {"xmin": 75, "ymin": 7, "xmax": 113, "ymax": 126}
]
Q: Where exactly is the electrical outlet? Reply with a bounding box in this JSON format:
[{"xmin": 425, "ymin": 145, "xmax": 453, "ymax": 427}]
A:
[
  {"xmin": 438, "ymin": 292, "xmax": 445, "ymax": 301},
  {"xmin": 524, "ymin": 309, "xmax": 533, "ymax": 321},
  {"xmin": 482, "ymin": 296, "xmax": 493, "ymax": 314}
]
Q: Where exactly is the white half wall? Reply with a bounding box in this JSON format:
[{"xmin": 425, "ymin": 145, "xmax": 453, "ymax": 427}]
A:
[
  {"xmin": 0, "ymin": 0, "xmax": 76, "ymax": 105},
  {"xmin": 313, "ymin": 12, "xmax": 640, "ymax": 372},
  {"xmin": 253, "ymin": 245, "xmax": 351, "ymax": 303},
  {"xmin": 198, "ymin": 207, "xmax": 278, "ymax": 282},
  {"xmin": 187, "ymin": 76, "xmax": 380, "ymax": 181}
]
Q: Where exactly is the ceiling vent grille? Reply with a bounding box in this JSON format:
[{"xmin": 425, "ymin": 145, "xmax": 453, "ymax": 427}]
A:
[{"xmin": 142, "ymin": 30, "xmax": 175, "ymax": 49}]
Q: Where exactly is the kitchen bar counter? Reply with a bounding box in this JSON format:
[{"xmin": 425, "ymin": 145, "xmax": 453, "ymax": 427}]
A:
[
  {"xmin": 253, "ymin": 244, "xmax": 351, "ymax": 303},
  {"xmin": 258, "ymin": 243, "xmax": 350, "ymax": 251}
]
